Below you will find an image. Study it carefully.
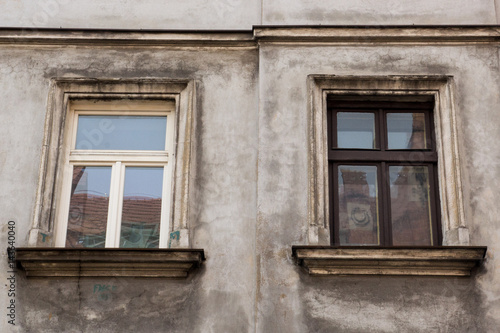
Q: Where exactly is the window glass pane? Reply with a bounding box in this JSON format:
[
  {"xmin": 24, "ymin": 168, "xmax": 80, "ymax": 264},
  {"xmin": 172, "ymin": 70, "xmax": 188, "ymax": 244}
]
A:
[
  {"xmin": 338, "ymin": 165, "xmax": 379, "ymax": 245},
  {"xmin": 120, "ymin": 167, "xmax": 164, "ymax": 248},
  {"xmin": 387, "ymin": 113, "xmax": 427, "ymax": 149},
  {"xmin": 337, "ymin": 112, "xmax": 375, "ymax": 149},
  {"xmin": 390, "ymin": 166, "xmax": 433, "ymax": 245},
  {"xmin": 66, "ymin": 166, "xmax": 111, "ymax": 248},
  {"xmin": 75, "ymin": 115, "xmax": 167, "ymax": 151}
]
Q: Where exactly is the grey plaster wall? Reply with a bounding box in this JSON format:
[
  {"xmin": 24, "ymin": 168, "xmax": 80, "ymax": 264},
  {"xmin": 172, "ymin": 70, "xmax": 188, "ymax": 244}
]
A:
[
  {"xmin": 0, "ymin": 0, "xmax": 261, "ymax": 30},
  {"xmin": 262, "ymin": 0, "xmax": 499, "ymax": 26},
  {"xmin": 256, "ymin": 44, "xmax": 500, "ymax": 332},
  {"xmin": 1, "ymin": 39, "xmax": 500, "ymax": 333},
  {"xmin": 0, "ymin": 46, "xmax": 258, "ymax": 332},
  {"xmin": 1, "ymin": 4, "xmax": 500, "ymax": 331},
  {"xmin": 1, "ymin": 0, "xmax": 500, "ymax": 30}
]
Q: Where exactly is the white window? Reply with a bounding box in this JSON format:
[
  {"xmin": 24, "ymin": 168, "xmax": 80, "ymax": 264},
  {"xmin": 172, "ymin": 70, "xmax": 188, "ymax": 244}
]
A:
[
  {"xmin": 54, "ymin": 100, "xmax": 176, "ymax": 248},
  {"xmin": 31, "ymin": 79, "xmax": 195, "ymax": 249}
]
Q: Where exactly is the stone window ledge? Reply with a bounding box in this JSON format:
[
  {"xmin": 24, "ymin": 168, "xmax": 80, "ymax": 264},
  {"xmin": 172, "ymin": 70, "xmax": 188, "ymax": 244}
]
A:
[
  {"xmin": 13, "ymin": 248, "xmax": 205, "ymax": 278},
  {"xmin": 292, "ymin": 246, "xmax": 486, "ymax": 277}
]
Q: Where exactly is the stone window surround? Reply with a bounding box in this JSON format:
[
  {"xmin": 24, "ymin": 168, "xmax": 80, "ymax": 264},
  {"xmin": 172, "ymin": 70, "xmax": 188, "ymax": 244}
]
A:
[
  {"xmin": 307, "ymin": 75, "xmax": 469, "ymax": 247},
  {"xmin": 29, "ymin": 78, "xmax": 197, "ymax": 249}
]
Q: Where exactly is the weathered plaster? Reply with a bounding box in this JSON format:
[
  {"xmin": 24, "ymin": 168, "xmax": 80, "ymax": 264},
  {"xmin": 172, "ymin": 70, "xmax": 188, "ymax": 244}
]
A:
[
  {"xmin": 1, "ymin": 26, "xmax": 500, "ymax": 333},
  {"xmin": 1, "ymin": 0, "xmax": 496, "ymax": 30},
  {"xmin": 263, "ymin": 0, "xmax": 497, "ymax": 26},
  {"xmin": 0, "ymin": 45, "xmax": 258, "ymax": 332},
  {"xmin": 257, "ymin": 44, "xmax": 499, "ymax": 332},
  {"xmin": 0, "ymin": 0, "xmax": 261, "ymax": 30}
]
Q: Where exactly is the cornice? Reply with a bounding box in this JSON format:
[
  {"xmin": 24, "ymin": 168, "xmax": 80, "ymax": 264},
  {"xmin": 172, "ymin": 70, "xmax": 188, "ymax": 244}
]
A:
[
  {"xmin": 0, "ymin": 28, "xmax": 255, "ymax": 48},
  {"xmin": 1, "ymin": 26, "xmax": 500, "ymax": 47},
  {"xmin": 254, "ymin": 26, "xmax": 500, "ymax": 45}
]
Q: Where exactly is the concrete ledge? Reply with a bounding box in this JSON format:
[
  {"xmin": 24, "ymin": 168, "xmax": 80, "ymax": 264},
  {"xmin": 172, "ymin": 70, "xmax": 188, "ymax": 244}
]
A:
[
  {"xmin": 1, "ymin": 26, "xmax": 500, "ymax": 46},
  {"xmin": 0, "ymin": 28, "xmax": 255, "ymax": 47},
  {"xmin": 13, "ymin": 248, "xmax": 205, "ymax": 278},
  {"xmin": 254, "ymin": 26, "xmax": 500, "ymax": 45},
  {"xmin": 292, "ymin": 246, "xmax": 486, "ymax": 276}
]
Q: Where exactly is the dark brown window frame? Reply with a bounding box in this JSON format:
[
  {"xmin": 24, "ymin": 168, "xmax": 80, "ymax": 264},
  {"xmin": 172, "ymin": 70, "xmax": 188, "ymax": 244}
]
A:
[{"xmin": 327, "ymin": 99, "xmax": 442, "ymax": 246}]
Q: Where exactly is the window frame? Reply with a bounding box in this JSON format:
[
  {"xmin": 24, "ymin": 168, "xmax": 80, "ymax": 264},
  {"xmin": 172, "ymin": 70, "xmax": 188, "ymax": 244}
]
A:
[
  {"xmin": 327, "ymin": 100, "xmax": 442, "ymax": 246},
  {"xmin": 307, "ymin": 75, "xmax": 469, "ymax": 246},
  {"xmin": 54, "ymin": 100, "xmax": 176, "ymax": 248},
  {"xmin": 30, "ymin": 78, "xmax": 196, "ymax": 249}
]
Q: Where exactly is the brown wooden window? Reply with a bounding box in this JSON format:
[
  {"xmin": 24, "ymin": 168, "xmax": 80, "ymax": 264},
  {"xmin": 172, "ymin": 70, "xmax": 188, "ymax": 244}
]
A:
[{"xmin": 328, "ymin": 98, "xmax": 442, "ymax": 246}]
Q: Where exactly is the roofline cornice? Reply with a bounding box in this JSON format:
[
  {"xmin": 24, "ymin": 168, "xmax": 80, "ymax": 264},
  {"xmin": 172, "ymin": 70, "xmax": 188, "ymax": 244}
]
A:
[
  {"xmin": 0, "ymin": 28, "xmax": 255, "ymax": 48},
  {"xmin": 1, "ymin": 25, "xmax": 500, "ymax": 46}
]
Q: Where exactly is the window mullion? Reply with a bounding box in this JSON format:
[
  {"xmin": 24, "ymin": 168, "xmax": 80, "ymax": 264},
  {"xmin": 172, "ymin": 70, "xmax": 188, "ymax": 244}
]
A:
[
  {"xmin": 105, "ymin": 161, "xmax": 124, "ymax": 248},
  {"xmin": 331, "ymin": 162, "xmax": 339, "ymax": 245},
  {"xmin": 378, "ymin": 108, "xmax": 385, "ymax": 150},
  {"xmin": 329, "ymin": 150, "xmax": 437, "ymax": 163},
  {"xmin": 380, "ymin": 162, "xmax": 392, "ymax": 246}
]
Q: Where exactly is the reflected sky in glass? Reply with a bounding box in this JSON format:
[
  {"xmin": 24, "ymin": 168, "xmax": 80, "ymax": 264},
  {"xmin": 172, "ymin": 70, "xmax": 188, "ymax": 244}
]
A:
[
  {"xmin": 76, "ymin": 115, "xmax": 167, "ymax": 151},
  {"xmin": 387, "ymin": 113, "xmax": 427, "ymax": 149},
  {"xmin": 337, "ymin": 112, "xmax": 375, "ymax": 149}
]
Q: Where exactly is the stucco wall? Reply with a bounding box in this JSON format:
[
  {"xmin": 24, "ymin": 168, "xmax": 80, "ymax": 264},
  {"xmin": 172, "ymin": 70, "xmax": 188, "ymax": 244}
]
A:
[
  {"xmin": 0, "ymin": 2, "xmax": 500, "ymax": 332},
  {"xmin": 0, "ymin": 45, "xmax": 259, "ymax": 332},
  {"xmin": 256, "ymin": 44, "xmax": 500, "ymax": 332},
  {"xmin": 0, "ymin": 0, "xmax": 261, "ymax": 30},
  {"xmin": 0, "ymin": 36, "xmax": 499, "ymax": 333},
  {"xmin": 1, "ymin": 0, "xmax": 499, "ymax": 29},
  {"xmin": 263, "ymin": 0, "xmax": 498, "ymax": 26}
]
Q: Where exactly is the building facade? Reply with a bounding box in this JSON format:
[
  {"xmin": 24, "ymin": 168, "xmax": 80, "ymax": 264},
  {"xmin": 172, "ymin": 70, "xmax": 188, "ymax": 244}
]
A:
[{"xmin": 1, "ymin": 1, "xmax": 500, "ymax": 332}]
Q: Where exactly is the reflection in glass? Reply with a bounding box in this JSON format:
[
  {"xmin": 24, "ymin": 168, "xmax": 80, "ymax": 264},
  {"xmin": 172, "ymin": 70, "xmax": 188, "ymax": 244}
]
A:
[
  {"xmin": 387, "ymin": 113, "xmax": 427, "ymax": 149},
  {"xmin": 390, "ymin": 166, "xmax": 432, "ymax": 245},
  {"xmin": 337, "ymin": 112, "xmax": 375, "ymax": 149},
  {"xmin": 66, "ymin": 166, "xmax": 111, "ymax": 248},
  {"xmin": 338, "ymin": 165, "xmax": 379, "ymax": 245},
  {"xmin": 76, "ymin": 115, "xmax": 167, "ymax": 151},
  {"xmin": 120, "ymin": 167, "xmax": 164, "ymax": 248}
]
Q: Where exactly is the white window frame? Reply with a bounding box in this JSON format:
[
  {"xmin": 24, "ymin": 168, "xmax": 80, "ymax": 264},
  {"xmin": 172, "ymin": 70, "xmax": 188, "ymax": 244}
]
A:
[
  {"xmin": 30, "ymin": 78, "xmax": 196, "ymax": 248},
  {"xmin": 54, "ymin": 100, "xmax": 176, "ymax": 248}
]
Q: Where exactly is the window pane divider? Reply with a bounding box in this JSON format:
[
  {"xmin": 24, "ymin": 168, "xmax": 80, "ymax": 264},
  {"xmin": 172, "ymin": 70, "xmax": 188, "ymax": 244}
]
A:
[
  {"xmin": 329, "ymin": 150, "xmax": 437, "ymax": 162},
  {"xmin": 70, "ymin": 150, "xmax": 170, "ymax": 155},
  {"xmin": 74, "ymin": 110, "xmax": 171, "ymax": 116},
  {"xmin": 380, "ymin": 162, "xmax": 392, "ymax": 245},
  {"xmin": 105, "ymin": 162, "xmax": 123, "ymax": 248},
  {"xmin": 69, "ymin": 152, "xmax": 169, "ymax": 163}
]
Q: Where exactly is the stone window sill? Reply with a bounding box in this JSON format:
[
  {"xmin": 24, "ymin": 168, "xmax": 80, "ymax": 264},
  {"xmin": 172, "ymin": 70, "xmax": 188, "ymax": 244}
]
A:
[
  {"xmin": 14, "ymin": 248, "xmax": 205, "ymax": 278},
  {"xmin": 292, "ymin": 246, "xmax": 486, "ymax": 277}
]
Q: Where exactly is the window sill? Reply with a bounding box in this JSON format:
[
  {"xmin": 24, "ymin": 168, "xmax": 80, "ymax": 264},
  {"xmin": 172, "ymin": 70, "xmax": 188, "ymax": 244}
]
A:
[
  {"xmin": 14, "ymin": 248, "xmax": 205, "ymax": 278},
  {"xmin": 292, "ymin": 246, "xmax": 486, "ymax": 276}
]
